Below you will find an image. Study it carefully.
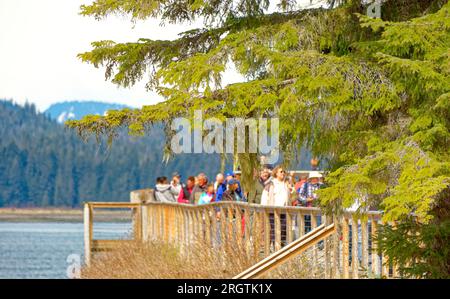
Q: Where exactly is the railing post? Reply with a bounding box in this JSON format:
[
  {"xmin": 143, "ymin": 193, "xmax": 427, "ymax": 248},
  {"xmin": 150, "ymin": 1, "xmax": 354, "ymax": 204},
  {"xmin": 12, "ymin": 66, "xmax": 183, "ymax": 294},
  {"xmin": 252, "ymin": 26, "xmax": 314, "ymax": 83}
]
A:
[
  {"xmin": 205, "ymin": 207, "xmax": 211, "ymax": 246},
  {"xmin": 220, "ymin": 206, "xmax": 226, "ymax": 248},
  {"xmin": 286, "ymin": 211, "xmax": 293, "ymax": 244},
  {"xmin": 142, "ymin": 205, "xmax": 148, "ymax": 242},
  {"xmin": 235, "ymin": 205, "xmax": 243, "ymax": 242},
  {"xmin": 274, "ymin": 209, "xmax": 281, "ymax": 251},
  {"xmin": 351, "ymin": 217, "xmax": 359, "ymax": 279},
  {"xmin": 297, "ymin": 211, "xmax": 304, "ymax": 238},
  {"xmin": 244, "ymin": 206, "xmax": 251, "ymax": 245},
  {"xmin": 227, "ymin": 207, "xmax": 233, "ymax": 244},
  {"xmin": 311, "ymin": 211, "xmax": 318, "ymax": 278},
  {"xmin": 342, "ymin": 217, "xmax": 350, "ymax": 279},
  {"xmin": 133, "ymin": 204, "xmax": 143, "ymax": 242},
  {"xmin": 361, "ymin": 216, "xmax": 368, "ymax": 276},
  {"xmin": 332, "ymin": 215, "xmax": 339, "ymax": 278},
  {"xmin": 371, "ymin": 216, "xmax": 380, "ymax": 277},
  {"xmin": 83, "ymin": 202, "xmax": 93, "ymax": 267},
  {"xmin": 264, "ymin": 209, "xmax": 270, "ymax": 255},
  {"xmin": 381, "ymin": 220, "xmax": 389, "ymax": 278}
]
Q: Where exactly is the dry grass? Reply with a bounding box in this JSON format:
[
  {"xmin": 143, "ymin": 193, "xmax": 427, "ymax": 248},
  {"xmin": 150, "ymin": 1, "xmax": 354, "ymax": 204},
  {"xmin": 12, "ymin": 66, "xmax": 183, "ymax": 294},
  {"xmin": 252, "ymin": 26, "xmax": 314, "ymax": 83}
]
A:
[{"xmin": 82, "ymin": 233, "xmax": 317, "ymax": 279}]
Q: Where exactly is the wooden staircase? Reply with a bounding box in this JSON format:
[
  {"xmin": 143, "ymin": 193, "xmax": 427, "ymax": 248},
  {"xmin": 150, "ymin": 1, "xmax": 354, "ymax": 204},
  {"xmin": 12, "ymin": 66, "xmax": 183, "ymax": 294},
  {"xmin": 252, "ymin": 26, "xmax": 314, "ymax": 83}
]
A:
[{"xmin": 234, "ymin": 223, "xmax": 336, "ymax": 279}]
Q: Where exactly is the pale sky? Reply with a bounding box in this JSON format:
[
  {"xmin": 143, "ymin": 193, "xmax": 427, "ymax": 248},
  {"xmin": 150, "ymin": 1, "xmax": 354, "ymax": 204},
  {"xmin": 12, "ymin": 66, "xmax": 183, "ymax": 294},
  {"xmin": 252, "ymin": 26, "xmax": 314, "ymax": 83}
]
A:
[{"xmin": 0, "ymin": 0, "xmax": 323, "ymax": 112}]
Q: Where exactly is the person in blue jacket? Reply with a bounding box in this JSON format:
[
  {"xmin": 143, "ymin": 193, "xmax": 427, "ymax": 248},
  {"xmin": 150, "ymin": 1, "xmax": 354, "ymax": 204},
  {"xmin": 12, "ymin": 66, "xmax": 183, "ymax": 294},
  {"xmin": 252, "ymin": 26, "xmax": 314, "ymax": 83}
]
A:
[
  {"xmin": 224, "ymin": 171, "xmax": 246, "ymax": 202},
  {"xmin": 214, "ymin": 173, "xmax": 227, "ymax": 202}
]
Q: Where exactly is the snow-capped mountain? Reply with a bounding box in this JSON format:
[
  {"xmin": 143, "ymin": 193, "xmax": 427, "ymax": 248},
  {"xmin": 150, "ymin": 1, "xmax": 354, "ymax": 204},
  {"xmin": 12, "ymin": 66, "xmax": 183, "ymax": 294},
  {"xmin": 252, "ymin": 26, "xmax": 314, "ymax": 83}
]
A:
[{"xmin": 45, "ymin": 101, "xmax": 129, "ymax": 123}]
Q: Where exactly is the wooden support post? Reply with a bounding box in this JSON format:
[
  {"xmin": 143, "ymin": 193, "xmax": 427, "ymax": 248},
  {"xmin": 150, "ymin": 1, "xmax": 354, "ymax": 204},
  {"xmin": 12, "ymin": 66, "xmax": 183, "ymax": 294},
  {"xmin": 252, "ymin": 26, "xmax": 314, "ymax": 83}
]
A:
[
  {"xmin": 297, "ymin": 211, "xmax": 304, "ymax": 238},
  {"xmin": 251, "ymin": 209, "xmax": 259, "ymax": 257},
  {"xmin": 134, "ymin": 204, "xmax": 143, "ymax": 242},
  {"xmin": 155, "ymin": 205, "xmax": 160, "ymax": 240},
  {"xmin": 371, "ymin": 217, "xmax": 379, "ymax": 277},
  {"xmin": 286, "ymin": 212, "xmax": 293, "ymax": 244},
  {"xmin": 168, "ymin": 207, "xmax": 173, "ymax": 242},
  {"xmin": 176, "ymin": 207, "xmax": 181, "ymax": 244},
  {"xmin": 163, "ymin": 206, "xmax": 169, "ymax": 242},
  {"xmin": 220, "ymin": 206, "xmax": 227, "ymax": 247},
  {"xmin": 274, "ymin": 209, "xmax": 281, "ymax": 251},
  {"xmin": 381, "ymin": 220, "xmax": 389, "ymax": 278},
  {"xmin": 190, "ymin": 209, "xmax": 196, "ymax": 242},
  {"xmin": 244, "ymin": 207, "xmax": 251, "ymax": 245},
  {"xmin": 324, "ymin": 215, "xmax": 331, "ymax": 278},
  {"xmin": 141, "ymin": 205, "xmax": 148, "ymax": 242},
  {"xmin": 227, "ymin": 207, "xmax": 233, "ymax": 243},
  {"xmin": 211, "ymin": 206, "xmax": 218, "ymax": 247},
  {"xmin": 311, "ymin": 212, "xmax": 318, "ymax": 278},
  {"xmin": 181, "ymin": 208, "xmax": 187, "ymax": 247},
  {"xmin": 361, "ymin": 217, "xmax": 368, "ymax": 276},
  {"xmin": 205, "ymin": 208, "xmax": 211, "ymax": 246},
  {"xmin": 332, "ymin": 217, "xmax": 339, "ymax": 278},
  {"xmin": 342, "ymin": 217, "xmax": 350, "ymax": 279},
  {"xmin": 197, "ymin": 209, "xmax": 203, "ymax": 241},
  {"xmin": 235, "ymin": 206, "xmax": 242, "ymax": 242},
  {"xmin": 83, "ymin": 203, "xmax": 93, "ymax": 266},
  {"xmin": 351, "ymin": 217, "xmax": 359, "ymax": 279},
  {"xmin": 391, "ymin": 221, "xmax": 399, "ymax": 278},
  {"xmin": 264, "ymin": 210, "xmax": 270, "ymax": 255}
]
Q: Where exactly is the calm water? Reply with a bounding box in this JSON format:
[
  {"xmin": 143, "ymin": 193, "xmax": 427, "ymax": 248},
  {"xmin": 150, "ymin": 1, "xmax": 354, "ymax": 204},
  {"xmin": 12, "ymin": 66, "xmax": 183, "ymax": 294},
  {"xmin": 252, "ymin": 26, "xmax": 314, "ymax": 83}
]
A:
[{"xmin": 0, "ymin": 222, "xmax": 131, "ymax": 279}]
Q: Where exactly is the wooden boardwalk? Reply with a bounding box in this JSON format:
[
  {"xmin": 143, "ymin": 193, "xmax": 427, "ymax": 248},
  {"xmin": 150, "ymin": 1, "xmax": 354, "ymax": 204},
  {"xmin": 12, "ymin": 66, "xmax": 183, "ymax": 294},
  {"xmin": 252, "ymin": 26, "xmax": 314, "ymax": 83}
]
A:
[{"xmin": 84, "ymin": 200, "xmax": 398, "ymax": 278}]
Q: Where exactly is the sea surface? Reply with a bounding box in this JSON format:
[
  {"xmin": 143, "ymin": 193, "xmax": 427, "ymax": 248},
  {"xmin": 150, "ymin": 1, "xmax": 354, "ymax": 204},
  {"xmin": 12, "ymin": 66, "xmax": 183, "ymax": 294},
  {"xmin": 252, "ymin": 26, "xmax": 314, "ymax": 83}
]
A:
[{"xmin": 0, "ymin": 222, "xmax": 131, "ymax": 279}]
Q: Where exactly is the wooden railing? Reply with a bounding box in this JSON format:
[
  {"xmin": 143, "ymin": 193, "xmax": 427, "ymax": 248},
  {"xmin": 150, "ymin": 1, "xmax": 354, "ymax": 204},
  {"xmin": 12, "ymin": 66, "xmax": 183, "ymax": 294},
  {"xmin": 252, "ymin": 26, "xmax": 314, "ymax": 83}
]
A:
[{"xmin": 84, "ymin": 201, "xmax": 398, "ymax": 278}]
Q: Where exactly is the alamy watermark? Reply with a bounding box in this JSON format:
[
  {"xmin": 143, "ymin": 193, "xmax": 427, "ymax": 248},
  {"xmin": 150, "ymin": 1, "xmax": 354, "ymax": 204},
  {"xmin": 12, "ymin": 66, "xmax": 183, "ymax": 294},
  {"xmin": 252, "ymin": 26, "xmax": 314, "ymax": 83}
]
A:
[
  {"xmin": 66, "ymin": 253, "xmax": 81, "ymax": 279},
  {"xmin": 170, "ymin": 110, "xmax": 280, "ymax": 164},
  {"xmin": 366, "ymin": 0, "xmax": 382, "ymax": 18}
]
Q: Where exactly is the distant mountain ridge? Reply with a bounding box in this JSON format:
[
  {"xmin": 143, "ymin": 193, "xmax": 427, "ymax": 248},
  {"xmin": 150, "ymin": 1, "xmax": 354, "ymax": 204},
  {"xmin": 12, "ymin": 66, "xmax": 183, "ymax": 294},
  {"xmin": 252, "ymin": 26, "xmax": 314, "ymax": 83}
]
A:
[
  {"xmin": 0, "ymin": 100, "xmax": 222, "ymax": 207},
  {"xmin": 45, "ymin": 101, "xmax": 129, "ymax": 123}
]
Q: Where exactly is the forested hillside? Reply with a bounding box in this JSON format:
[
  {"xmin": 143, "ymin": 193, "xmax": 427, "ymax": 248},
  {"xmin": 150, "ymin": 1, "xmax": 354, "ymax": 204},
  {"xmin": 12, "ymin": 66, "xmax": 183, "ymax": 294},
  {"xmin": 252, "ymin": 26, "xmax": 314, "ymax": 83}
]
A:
[{"xmin": 0, "ymin": 100, "xmax": 223, "ymax": 207}]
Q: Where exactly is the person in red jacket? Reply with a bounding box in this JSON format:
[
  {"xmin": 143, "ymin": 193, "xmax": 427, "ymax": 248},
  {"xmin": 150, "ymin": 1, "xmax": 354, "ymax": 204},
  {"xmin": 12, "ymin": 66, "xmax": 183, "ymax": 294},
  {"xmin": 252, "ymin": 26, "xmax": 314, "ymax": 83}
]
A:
[{"xmin": 177, "ymin": 176, "xmax": 195, "ymax": 204}]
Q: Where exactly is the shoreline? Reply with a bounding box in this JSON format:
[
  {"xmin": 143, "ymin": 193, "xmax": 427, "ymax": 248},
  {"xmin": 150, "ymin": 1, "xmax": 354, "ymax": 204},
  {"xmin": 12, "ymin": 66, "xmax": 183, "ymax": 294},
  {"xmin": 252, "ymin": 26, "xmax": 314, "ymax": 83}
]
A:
[{"xmin": 0, "ymin": 208, "xmax": 132, "ymax": 223}]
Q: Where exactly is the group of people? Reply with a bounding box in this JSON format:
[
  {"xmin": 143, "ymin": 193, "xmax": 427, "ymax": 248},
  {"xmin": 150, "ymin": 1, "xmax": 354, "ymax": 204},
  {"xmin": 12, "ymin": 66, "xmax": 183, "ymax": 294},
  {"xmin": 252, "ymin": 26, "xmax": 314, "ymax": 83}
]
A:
[
  {"xmin": 154, "ymin": 165, "xmax": 325, "ymax": 247},
  {"xmin": 154, "ymin": 171, "xmax": 245, "ymax": 205},
  {"xmin": 153, "ymin": 165, "xmax": 325, "ymax": 208}
]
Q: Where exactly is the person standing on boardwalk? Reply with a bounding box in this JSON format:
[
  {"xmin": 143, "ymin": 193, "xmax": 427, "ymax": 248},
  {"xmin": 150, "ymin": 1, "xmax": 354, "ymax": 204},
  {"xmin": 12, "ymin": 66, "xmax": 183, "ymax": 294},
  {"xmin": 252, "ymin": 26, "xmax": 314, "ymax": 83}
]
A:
[
  {"xmin": 154, "ymin": 176, "xmax": 178, "ymax": 203},
  {"xmin": 190, "ymin": 173, "xmax": 208, "ymax": 204},
  {"xmin": 221, "ymin": 179, "xmax": 243, "ymax": 202},
  {"xmin": 178, "ymin": 176, "xmax": 195, "ymax": 204},
  {"xmin": 294, "ymin": 175, "xmax": 307, "ymax": 195},
  {"xmin": 198, "ymin": 183, "xmax": 215, "ymax": 205},
  {"xmin": 170, "ymin": 172, "xmax": 183, "ymax": 197},
  {"xmin": 265, "ymin": 166, "xmax": 291, "ymax": 247},
  {"xmin": 225, "ymin": 171, "xmax": 245, "ymax": 201},
  {"xmin": 248, "ymin": 169, "xmax": 271, "ymax": 204},
  {"xmin": 297, "ymin": 171, "xmax": 324, "ymax": 207},
  {"xmin": 214, "ymin": 173, "xmax": 227, "ymax": 202},
  {"xmin": 297, "ymin": 171, "xmax": 324, "ymax": 233}
]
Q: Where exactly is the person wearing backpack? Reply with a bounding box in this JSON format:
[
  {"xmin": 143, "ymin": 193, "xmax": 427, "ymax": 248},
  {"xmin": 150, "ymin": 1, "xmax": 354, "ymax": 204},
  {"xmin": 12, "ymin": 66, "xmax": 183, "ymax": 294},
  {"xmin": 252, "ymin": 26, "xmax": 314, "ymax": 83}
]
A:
[{"xmin": 154, "ymin": 176, "xmax": 178, "ymax": 203}]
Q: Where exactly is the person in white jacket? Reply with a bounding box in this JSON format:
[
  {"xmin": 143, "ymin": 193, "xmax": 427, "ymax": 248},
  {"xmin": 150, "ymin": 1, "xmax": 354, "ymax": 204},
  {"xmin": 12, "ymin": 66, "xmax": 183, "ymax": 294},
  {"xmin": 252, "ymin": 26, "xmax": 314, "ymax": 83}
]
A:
[
  {"xmin": 264, "ymin": 166, "xmax": 292, "ymax": 247},
  {"xmin": 266, "ymin": 166, "xmax": 291, "ymax": 206}
]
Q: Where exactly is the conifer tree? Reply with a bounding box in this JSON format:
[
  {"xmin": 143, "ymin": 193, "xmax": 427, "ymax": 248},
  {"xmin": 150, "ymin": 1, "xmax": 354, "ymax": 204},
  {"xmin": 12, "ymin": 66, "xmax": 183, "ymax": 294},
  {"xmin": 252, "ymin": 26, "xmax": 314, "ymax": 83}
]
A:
[{"xmin": 68, "ymin": 0, "xmax": 449, "ymax": 277}]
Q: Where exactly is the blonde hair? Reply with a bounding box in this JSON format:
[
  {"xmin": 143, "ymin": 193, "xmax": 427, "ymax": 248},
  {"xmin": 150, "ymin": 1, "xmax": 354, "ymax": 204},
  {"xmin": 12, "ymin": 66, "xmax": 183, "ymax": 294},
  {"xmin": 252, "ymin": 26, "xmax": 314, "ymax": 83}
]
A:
[{"xmin": 272, "ymin": 165, "xmax": 285, "ymax": 179}]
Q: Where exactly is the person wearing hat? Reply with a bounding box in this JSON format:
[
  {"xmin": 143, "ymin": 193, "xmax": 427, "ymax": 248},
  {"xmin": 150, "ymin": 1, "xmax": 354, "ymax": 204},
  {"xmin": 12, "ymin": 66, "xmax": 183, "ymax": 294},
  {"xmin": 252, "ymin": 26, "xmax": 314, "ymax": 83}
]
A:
[
  {"xmin": 297, "ymin": 171, "xmax": 324, "ymax": 207},
  {"xmin": 224, "ymin": 170, "xmax": 245, "ymax": 201},
  {"xmin": 221, "ymin": 179, "xmax": 243, "ymax": 202}
]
